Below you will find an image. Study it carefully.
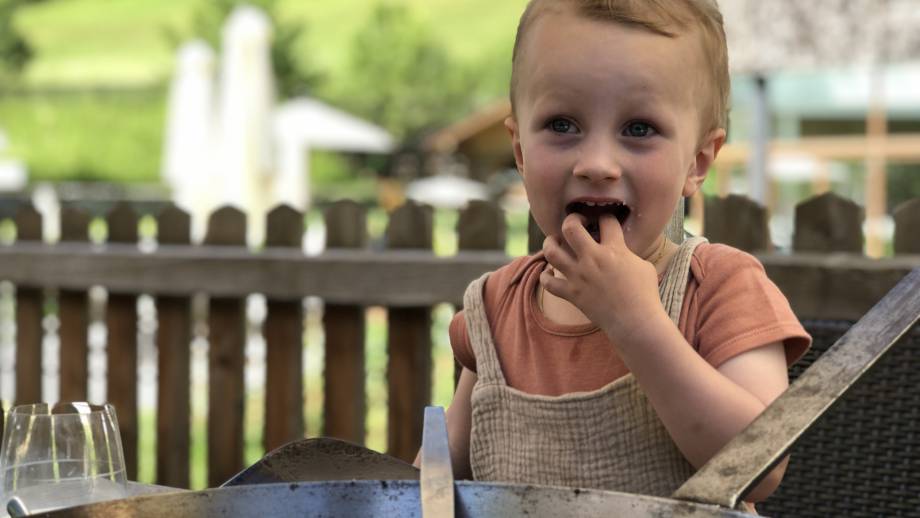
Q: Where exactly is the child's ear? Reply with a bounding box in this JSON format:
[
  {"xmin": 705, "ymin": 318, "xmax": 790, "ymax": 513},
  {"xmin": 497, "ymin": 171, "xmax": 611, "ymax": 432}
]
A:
[
  {"xmin": 683, "ymin": 128, "xmax": 726, "ymax": 197},
  {"xmin": 504, "ymin": 116, "xmax": 524, "ymax": 174}
]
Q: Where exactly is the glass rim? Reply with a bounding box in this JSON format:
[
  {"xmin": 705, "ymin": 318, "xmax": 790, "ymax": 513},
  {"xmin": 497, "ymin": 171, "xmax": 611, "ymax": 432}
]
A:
[{"xmin": 7, "ymin": 402, "xmax": 116, "ymax": 417}]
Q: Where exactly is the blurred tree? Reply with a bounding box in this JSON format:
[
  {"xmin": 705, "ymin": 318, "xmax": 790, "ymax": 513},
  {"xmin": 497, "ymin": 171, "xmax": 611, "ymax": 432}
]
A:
[
  {"xmin": 168, "ymin": 0, "xmax": 323, "ymax": 99},
  {"xmin": 0, "ymin": 0, "xmax": 35, "ymax": 82},
  {"xmin": 335, "ymin": 3, "xmax": 478, "ymax": 140}
]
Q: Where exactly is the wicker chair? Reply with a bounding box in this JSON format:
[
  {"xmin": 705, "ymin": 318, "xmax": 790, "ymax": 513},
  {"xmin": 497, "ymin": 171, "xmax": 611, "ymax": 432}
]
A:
[{"xmin": 758, "ymin": 321, "xmax": 920, "ymax": 517}]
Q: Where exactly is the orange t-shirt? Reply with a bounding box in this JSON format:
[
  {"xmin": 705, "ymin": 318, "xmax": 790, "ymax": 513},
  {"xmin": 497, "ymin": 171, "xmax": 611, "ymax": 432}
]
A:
[{"xmin": 450, "ymin": 243, "xmax": 811, "ymax": 396}]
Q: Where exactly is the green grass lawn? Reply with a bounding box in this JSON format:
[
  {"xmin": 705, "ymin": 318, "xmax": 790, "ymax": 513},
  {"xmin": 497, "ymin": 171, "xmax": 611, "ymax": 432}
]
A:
[{"xmin": 0, "ymin": 88, "xmax": 166, "ymax": 182}]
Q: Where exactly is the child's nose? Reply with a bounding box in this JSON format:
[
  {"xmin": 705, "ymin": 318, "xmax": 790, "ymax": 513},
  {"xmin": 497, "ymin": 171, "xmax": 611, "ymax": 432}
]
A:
[{"xmin": 572, "ymin": 139, "xmax": 622, "ymax": 182}]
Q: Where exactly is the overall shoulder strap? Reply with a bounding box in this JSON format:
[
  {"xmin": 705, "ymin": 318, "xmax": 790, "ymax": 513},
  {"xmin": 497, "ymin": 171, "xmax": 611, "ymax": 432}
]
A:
[
  {"xmin": 658, "ymin": 237, "xmax": 708, "ymax": 325},
  {"xmin": 462, "ymin": 272, "xmax": 507, "ymax": 385}
]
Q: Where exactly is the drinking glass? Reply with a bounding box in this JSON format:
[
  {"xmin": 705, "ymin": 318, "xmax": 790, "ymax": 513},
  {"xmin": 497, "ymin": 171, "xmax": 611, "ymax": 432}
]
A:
[{"xmin": 0, "ymin": 402, "xmax": 127, "ymax": 514}]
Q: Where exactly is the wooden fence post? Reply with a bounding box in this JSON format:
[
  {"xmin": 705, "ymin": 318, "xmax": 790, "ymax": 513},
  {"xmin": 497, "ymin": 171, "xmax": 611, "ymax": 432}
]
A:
[
  {"xmin": 104, "ymin": 202, "xmax": 139, "ymax": 480},
  {"xmin": 322, "ymin": 200, "xmax": 368, "ymax": 444},
  {"xmin": 456, "ymin": 200, "xmax": 506, "ymax": 385},
  {"xmin": 792, "ymin": 192, "xmax": 864, "ymax": 253},
  {"xmin": 58, "ymin": 206, "xmax": 91, "ymax": 402},
  {"xmin": 263, "ymin": 205, "xmax": 305, "ymax": 452},
  {"xmin": 14, "ymin": 203, "xmax": 43, "ymax": 406},
  {"xmin": 703, "ymin": 194, "xmax": 772, "ymax": 253},
  {"xmin": 458, "ymin": 200, "xmax": 506, "ymax": 252},
  {"xmin": 155, "ymin": 204, "xmax": 192, "ymax": 488},
  {"xmin": 205, "ymin": 206, "xmax": 247, "ymax": 487},
  {"xmin": 386, "ymin": 201, "xmax": 433, "ymax": 462},
  {"xmin": 776, "ymin": 193, "xmax": 867, "ymax": 320},
  {"xmin": 893, "ymin": 199, "xmax": 920, "ymax": 255}
]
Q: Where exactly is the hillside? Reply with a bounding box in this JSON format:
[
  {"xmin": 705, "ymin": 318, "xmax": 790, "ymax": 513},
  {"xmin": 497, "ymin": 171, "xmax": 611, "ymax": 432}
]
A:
[
  {"xmin": 4, "ymin": 0, "xmax": 529, "ymax": 183},
  {"xmin": 15, "ymin": 0, "xmax": 530, "ymax": 91}
]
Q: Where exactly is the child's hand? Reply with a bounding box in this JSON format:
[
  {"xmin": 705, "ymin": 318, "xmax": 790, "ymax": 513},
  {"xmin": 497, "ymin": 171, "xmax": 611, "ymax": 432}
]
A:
[{"xmin": 541, "ymin": 213, "xmax": 665, "ymax": 344}]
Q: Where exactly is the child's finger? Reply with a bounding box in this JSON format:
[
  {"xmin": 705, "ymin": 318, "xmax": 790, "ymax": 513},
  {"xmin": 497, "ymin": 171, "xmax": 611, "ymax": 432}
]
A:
[
  {"xmin": 542, "ymin": 235, "xmax": 577, "ymax": 276},
  {"xmin": 540, "ymin": 269, "xmax": 570, "ymax": 302},
  {"xmin": 560, "ymin": 212, "xmax": 594, "ymax": 257},
  {"xmin": 598, "ymin": 214, "xmax": 624, "ymax": 247}
]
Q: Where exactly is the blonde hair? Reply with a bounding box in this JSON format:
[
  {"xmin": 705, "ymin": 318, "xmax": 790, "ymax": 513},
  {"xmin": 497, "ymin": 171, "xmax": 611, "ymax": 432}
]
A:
[{"xmin": 510, "ymin": 0, "xmax": 730, "ymax": 134}]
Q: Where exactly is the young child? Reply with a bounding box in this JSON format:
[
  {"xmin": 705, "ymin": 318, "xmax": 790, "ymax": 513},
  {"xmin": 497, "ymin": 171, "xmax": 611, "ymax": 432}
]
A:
[{"xmin": 425, "ymin": 0, "xmax": 811, "ymax": 505}]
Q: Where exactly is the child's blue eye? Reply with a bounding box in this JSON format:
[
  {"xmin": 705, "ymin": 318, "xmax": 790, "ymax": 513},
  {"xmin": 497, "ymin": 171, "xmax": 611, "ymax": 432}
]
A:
[
  {"xmin": 549, "ymin": 118, "xmax": 576, "ymax": 134},
  {"xmin": 623, "ymin": 122, "xmax": 654, "ymax": 138}
]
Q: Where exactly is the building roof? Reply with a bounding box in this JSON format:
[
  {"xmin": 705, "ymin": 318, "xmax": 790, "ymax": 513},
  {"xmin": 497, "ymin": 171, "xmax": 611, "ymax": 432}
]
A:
[{"xmin": 422, "ymin": 99, "xmax": 511, "ymax": 154}]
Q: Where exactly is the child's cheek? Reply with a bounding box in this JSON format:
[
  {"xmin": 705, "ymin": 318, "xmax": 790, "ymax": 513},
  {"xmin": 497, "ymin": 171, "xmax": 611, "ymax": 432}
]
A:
[{"xmin": 524, "ymin": 165, "xmax": 568, "ymax": 234}]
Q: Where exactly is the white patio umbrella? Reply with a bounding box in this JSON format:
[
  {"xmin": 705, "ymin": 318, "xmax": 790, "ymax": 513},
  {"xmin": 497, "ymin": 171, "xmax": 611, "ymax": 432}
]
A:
[
  {"xmin": 405, "ymin": 175, "xmax": 489, "ymax": 209},
  {"xmin": 161, "ymin": 40, "xmax": 217, "ymax": 239},
  {"xmin": 163, "ymin": 7, "xmax": 396, "ymax": 245},
  {"xmin": 215, "ymin": 5, "xmax": 276, "ymax": 244},
  {"xmin": 272, "ymin": 98, "xmax": 395, "ymax": 210}
]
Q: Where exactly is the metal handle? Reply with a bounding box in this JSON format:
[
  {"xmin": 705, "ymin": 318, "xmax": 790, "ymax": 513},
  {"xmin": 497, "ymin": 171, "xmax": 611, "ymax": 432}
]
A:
[
  {"xmin": 673, "ymin": 267, "xmax": 920, "ymax": 509},
  {"xmin": 6, "ymin": 496, "xmax": 29, "ymax": 517},
  {"xmin": 420, "ymin": 406, "xmax": 454, "ymax": 518}
]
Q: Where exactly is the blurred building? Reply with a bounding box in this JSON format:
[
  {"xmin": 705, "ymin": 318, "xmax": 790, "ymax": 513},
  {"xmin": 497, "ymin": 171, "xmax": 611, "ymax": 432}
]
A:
[
  {"xmin": 422, "ymin": 99, "xmax": 514, "ymax": 185},
  {"xmin": 719, "ymin": 66, "xmax": 920, "ymax": 250}
]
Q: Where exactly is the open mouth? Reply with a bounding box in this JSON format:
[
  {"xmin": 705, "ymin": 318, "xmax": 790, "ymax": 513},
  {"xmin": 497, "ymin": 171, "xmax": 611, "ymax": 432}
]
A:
[{"xmin": 565, "ymin": 200, "xmax": 631, "ymax": 242}]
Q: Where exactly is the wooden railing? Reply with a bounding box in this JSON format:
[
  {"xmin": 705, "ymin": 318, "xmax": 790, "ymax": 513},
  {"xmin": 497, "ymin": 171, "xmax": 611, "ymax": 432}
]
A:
[{"xmin": 0, "ymin": 192, "xmax": 918, "ymax": 489}]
